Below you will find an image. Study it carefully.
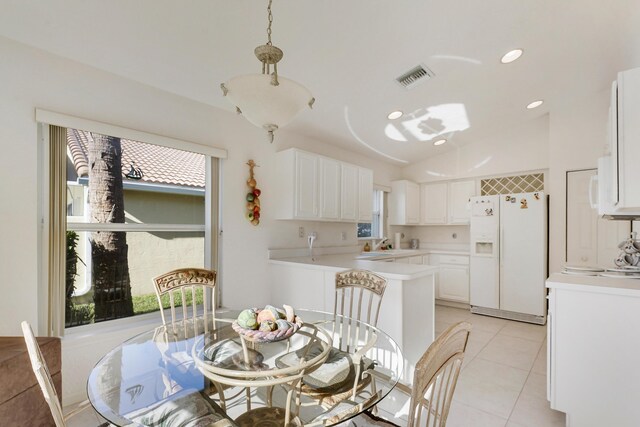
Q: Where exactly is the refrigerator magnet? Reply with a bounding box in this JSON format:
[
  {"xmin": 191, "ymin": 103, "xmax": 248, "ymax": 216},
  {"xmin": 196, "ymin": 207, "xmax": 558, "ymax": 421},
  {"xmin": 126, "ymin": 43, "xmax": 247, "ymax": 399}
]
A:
[{"xmin": 521, "ymin": 199, "xmax": 528, "ymax": 209}]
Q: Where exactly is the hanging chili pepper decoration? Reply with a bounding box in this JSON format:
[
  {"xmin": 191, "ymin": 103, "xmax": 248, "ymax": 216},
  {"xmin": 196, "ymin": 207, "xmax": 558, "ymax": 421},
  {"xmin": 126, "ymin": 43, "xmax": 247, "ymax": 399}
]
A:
[{"xmin": 246, "ymin": 160, "xmax": 261, "ymax": 226}]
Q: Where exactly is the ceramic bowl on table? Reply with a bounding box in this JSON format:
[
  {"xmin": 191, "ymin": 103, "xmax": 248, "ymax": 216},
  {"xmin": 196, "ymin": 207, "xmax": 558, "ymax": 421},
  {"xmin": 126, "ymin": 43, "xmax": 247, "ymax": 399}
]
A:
[{"xmin": 232, "ymin": 314, "xmax": 303, "ymax": 343}]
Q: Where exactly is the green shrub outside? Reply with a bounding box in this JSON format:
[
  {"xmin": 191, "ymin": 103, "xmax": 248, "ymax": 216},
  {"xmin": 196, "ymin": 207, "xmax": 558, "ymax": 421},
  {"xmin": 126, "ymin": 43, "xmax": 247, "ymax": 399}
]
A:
[{"xmin": 68, "ymin": 288, "xmax": 205, "ymax": 325}]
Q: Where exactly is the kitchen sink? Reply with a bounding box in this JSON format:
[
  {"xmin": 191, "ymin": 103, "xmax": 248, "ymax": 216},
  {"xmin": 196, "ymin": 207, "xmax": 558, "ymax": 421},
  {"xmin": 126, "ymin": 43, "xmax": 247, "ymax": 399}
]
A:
[{"xmin": 356, "ymin": 249, "xmax": 418, "ymax": 259}]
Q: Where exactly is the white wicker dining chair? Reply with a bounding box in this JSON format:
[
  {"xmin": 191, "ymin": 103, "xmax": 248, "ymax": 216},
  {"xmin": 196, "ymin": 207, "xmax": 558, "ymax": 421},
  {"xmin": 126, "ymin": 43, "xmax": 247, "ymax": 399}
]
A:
[
  {"xmin": 21, "ymin": 321, "xmax": 111, "ymax": 427},
  {"xmin": 152, "ymin": 268, "xmax": 217, "ymax": 326},
  {"xmin": 275, "ymin": 270, "xmax": 388, "ymax": 407},
  {"xmin": 338, "ymin": 321, "xmax": 472, "ymax": 427}
]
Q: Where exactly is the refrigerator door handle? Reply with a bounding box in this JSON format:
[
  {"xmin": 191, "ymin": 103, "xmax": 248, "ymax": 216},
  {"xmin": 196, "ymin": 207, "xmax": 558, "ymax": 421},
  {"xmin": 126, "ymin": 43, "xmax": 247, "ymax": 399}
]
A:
[{"xmin": 499, "ymin": 225, "xmax": 504, "ymax": 267}]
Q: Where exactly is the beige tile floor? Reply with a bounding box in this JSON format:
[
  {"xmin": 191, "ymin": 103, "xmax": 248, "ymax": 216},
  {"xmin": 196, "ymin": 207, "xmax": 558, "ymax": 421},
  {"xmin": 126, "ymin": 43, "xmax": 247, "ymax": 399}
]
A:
[{"xmin": 377, "ymin": 305, "xmax": 566, "ymax": 427}]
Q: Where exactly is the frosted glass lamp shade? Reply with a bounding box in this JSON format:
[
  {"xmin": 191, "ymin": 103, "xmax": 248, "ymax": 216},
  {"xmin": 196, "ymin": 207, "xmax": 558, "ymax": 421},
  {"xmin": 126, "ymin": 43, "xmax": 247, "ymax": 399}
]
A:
[{"xmin": 224, "ymin": 74, "xmax": 313, "ymax": 130}]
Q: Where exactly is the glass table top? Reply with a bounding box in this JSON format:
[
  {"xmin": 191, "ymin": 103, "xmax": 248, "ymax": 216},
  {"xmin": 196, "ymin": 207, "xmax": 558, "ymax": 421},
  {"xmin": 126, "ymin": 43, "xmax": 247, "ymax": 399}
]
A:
[{"xmin": 87, "ymin": 309, "xmax": 404, "ymax": 426}]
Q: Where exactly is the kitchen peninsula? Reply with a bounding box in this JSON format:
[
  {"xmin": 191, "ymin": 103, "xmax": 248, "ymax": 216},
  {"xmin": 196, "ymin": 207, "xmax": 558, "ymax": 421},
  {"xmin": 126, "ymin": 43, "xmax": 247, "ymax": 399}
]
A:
[{"xmin": 268, "ymin": 249, "xmax": 438, "ymax": 381}]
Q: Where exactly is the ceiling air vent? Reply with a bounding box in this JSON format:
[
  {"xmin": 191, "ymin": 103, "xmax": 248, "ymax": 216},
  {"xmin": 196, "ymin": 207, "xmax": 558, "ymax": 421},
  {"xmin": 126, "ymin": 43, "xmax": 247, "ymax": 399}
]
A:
[{"xmin": 395, "ymin": 64, "xmax": 435, "ymax": 89}]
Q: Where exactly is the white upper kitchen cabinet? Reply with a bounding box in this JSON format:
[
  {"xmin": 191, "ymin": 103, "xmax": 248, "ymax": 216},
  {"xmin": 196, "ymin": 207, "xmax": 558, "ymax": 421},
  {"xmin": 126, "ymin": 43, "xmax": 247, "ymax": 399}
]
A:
[
  {"xmin": 420, "ymin": 183, "xmax": 447, "ymax": 225},
  {"xmin": 448, "ymin": 180, "xmax": 476, "ymax": 224},
  {"xmin": 389, "ymin": 180, "xmax": 420, "ymax": 225},
  {"xmin": 275, "ymin": 149, "xmax": 319, "ymax": 219},
  {"xmin": 358, "ymin": 168, "xmax": 374, "ymax": 222},
  {"xmin": 340, "ymin": 163, "xmax": 359, "ymax": 221},
  {"xmin": 319, "ymin": 157, "xmax": 341, "ymax": 220},
  {"xmin": 275, "ymin": 148, "xmax": 372, "ymax": 222}
]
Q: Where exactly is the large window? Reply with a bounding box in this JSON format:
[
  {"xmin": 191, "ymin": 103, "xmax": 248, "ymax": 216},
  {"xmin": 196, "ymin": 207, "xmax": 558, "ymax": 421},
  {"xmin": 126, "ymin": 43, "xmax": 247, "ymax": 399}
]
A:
[
  {"xmin": 357, "ymin": 190, "xmax": 384, "ymax": 239},
  {"xmin": 60, "ymin": 128, "xmax": 213, "ymax": 328}
]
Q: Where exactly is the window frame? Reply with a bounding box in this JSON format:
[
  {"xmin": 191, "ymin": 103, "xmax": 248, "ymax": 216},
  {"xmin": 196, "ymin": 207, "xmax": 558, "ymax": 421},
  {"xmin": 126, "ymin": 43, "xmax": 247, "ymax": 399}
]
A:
[
  {"xmin": 357, "ymin": 189, "xmax": 384, "ymax": 240},
  {"xmin": 37, "ymin": 109, "xmax": 226, "ymax": 336}
]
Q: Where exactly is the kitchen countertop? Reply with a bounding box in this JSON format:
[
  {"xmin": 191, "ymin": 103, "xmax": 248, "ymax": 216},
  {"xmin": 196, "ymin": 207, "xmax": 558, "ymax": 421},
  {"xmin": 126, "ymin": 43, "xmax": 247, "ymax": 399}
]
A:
[
  {"xmin": 268, "ymin": 253, "xmax": 438, "ymax": 281},
  {"xmin": 356, "ymin": 248, "xmax": 470, "ymax": 260},
  {"xmin": 547, "ymin": 272, "xmax": 640, "ymax": 296}
]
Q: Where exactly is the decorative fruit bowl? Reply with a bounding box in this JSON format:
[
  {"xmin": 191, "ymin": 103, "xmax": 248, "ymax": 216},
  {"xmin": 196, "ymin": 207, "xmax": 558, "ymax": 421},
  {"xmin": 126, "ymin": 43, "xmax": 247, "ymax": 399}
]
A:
[{"xmin": 232, "ymin": 305, "xmax": 303, "ymax": 343}]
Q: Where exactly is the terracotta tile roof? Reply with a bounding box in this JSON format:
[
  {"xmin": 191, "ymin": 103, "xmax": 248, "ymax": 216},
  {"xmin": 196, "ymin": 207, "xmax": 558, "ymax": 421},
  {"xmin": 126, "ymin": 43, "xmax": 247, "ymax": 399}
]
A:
[{"xmin": 67, "ymin": 129, "xmax": 205, "ymax": 189}]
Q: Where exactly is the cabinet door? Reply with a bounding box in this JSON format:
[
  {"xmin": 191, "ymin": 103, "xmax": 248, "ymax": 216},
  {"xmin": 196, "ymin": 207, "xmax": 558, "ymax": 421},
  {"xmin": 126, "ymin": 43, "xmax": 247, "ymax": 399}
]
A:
[
  {"xmin": 341, "ymin": 164, "xmax": 359, "ymax": 221},
  {"xmin": 438, "ymin": 264, "xmax": 470, "ymax": 303},
  {"xmin": 358, "ymin": 168, "xmax": 374, "ymax": 221},
  {"xmin": 319, "ymin": 158, "xmax": 340, "ymax": 220},
  {"xmin": 294, "ymin": 151, "xmax": 319, "ymax": 219},
  {"xmin": 409, "ymin": 256, "xmax": 423, "ymax": 264},
  {"xmin": 449, "ymin": 180, "xmax": 476, "ymax": 224},
  {"xmin": 407, "ymin": 181, "xmax": 420, "ymax": 224},
  {"xmin": 421, "ymin": 183, "xmax": 448, "ymax": 224}
]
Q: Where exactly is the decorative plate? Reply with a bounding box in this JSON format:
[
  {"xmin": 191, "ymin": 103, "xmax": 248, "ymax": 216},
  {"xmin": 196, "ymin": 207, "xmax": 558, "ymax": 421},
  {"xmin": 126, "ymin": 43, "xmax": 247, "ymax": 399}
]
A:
[{"xmin": 232, "ymin": 315, "xmax": 303, "ymax": 343}]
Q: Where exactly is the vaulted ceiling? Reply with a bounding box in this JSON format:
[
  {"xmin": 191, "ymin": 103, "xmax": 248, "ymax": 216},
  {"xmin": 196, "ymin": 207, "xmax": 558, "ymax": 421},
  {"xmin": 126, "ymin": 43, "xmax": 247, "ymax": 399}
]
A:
[{"xmin": 1, "ymin": 0, "xmax": 638, "ymax": 164}]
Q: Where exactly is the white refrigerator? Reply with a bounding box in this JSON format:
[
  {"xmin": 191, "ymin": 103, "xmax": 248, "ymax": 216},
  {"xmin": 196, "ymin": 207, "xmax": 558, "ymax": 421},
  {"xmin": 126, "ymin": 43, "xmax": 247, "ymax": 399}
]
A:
[{"xmin": 469, "ymin": 192, "xmax": 547, "ymax": 324}]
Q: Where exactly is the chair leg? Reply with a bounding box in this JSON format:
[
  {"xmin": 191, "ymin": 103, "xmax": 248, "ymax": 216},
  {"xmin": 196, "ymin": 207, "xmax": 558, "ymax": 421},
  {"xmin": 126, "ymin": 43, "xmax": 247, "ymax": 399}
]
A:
[{"xmin": 266, "ymin": 385, "xmax": 274, "ymax": 407}]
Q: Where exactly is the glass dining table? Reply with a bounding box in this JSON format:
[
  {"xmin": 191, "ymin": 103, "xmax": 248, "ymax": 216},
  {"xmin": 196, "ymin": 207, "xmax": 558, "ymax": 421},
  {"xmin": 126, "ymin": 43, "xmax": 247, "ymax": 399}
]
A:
[{"xmin": 87, "ymin": 309, "xmax": 404, "ymax": 426}]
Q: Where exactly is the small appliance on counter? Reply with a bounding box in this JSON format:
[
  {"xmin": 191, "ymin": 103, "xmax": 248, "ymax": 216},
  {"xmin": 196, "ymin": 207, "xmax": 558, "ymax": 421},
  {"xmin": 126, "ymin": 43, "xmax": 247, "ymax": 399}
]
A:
[
  {"xmin": 410, "ymin": 239, "xmax": 420, "ymax": 249},
  {"xmin": 562, "ymin": 232, "xmax": 640, "ymax": 279}
]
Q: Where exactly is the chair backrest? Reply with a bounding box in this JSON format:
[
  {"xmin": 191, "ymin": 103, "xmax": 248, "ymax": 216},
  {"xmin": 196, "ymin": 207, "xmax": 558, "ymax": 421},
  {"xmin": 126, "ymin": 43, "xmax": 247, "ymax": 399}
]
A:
[
  {"xmin": 152, "ymin": 268, "xmax": 217, "ymax": 326},
  {"xmin": 333, "ymin": 269, "xmax": 387, "ymax": 352},
  {"xmin": 407, "ymin": 321, "xmax": 472, "ymax": 427},
  {"xmin": 21, "ymin": 321, "xmax": 66, "ymax": 427}
]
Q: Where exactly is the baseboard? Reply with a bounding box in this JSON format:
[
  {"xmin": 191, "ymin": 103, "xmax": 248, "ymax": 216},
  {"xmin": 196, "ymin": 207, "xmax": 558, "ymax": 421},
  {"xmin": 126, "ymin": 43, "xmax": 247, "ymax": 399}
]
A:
[
  {"xmin": 470, "ymin": 305, "xmax": 547, "ymax": 325},
  {"xmin": 435, "ymin": 299, "xmax": 470, "ymax": 310}
]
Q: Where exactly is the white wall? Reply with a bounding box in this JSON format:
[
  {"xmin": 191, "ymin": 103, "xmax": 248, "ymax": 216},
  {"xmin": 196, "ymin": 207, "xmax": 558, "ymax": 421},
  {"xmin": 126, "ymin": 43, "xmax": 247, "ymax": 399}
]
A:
[
  {"xmin": 400, "ymin": 91, "xmax": 611, "ymax": 276},
  {"xmin": 547, "ymin": 89, "xmax": 610, "ymax": 274},
  {"xmin": 402, "ymin": 115, "xmax": 550, "ymax": 183},
  {"xmin": 0, "ymin": 35, "xmax": 402, "ymax": 335}
]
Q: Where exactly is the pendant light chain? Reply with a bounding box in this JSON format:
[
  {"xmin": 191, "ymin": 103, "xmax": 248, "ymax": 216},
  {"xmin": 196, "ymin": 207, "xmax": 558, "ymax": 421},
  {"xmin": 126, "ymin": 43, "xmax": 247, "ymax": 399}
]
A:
[{"xmin": 266, "ymin": 0, "xmax": 273, "ymax": 46}]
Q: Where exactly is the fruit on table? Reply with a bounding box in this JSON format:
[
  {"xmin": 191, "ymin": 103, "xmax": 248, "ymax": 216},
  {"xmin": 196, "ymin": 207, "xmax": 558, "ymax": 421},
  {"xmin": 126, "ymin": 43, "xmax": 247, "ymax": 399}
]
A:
[
  {"xmin": 259, "ymin": 320, "xmax": 277, "ymax": 332},
  {"xmin": 283, "ymin": 304, "xmax": 295, "ymax": 322},
  {"xmin": 276, "ymin": 319, "xmax": 292, "ymax": 330},
  {"xmin": 237, "ymin": 304, "xmax": 296, "ymax": 332},
  {"xmin": 257, "ymin": 305, "xmax": 280, "ymax": 323},
  {"xmin": 237, "ymin": 309, "xmax": 258, "ymax": 330}
]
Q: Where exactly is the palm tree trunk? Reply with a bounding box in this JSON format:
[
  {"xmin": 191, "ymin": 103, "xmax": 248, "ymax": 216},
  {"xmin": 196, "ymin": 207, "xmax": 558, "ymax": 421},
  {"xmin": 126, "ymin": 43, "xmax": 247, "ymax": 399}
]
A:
[{"xmin": 88, "ymin": 133, "xmax": 134, "ymax": 321}]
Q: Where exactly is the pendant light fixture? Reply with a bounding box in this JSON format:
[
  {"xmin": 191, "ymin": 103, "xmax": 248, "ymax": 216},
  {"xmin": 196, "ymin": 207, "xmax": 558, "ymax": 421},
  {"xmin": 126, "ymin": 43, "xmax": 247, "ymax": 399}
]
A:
[{"xmin": 221, "ymin": 0, "xmax": 314, "ymax": 143}]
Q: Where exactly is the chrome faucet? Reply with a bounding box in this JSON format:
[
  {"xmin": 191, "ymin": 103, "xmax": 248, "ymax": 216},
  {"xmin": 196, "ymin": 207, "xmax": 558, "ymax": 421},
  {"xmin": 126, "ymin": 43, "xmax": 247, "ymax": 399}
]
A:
[
  {"xmin": 308, "ymin": 232, "xmax": 317, "ymax": 261},
  {"xmin": 372, "ymin": 237, "xmax": 389, "ymax": 251}
]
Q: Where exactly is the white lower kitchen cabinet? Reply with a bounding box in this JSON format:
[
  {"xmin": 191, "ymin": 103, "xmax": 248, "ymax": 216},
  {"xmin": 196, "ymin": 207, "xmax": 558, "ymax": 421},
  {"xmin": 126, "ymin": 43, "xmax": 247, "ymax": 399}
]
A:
[
  {"xmin": 438, "ymin": 265, "xmax": 469, "ymax": 302},
  {"xmin": 547, "ymin": 274, "xmax": 640, "ymax": 426},
  {"xmin": 395, "ymin": 255, "xmax": 423, "ymax": 265},
  {"xmin": 430, "ymin": 254, "xmax": 470, "ymax": 304}
]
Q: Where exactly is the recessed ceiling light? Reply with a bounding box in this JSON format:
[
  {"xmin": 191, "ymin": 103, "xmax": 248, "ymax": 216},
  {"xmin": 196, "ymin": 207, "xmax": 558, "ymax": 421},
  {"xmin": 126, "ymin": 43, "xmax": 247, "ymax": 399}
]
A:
[
  {"xmin": 526, "ymin": 100, "xmax": 544, "ymax": 109},
  {"xmin": 500, "ymin": 49, "xmax": 523, "ymax": 64},
  {"xmin": 433, "ymin": 139, "xmax": 447, "ymax": 146},
  {"xmin": 387, "ymin": 110, "xmax": 403, "ymax": 120}
]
